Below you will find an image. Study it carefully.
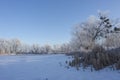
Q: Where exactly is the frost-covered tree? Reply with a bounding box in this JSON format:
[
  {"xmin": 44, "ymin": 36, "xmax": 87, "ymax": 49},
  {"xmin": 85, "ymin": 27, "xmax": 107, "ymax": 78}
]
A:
[
  {"xmin": 0, "ymin": 39, "xmax": 21, "ymax": 54},
  {"xmin": 52, "ymin": 44, "xmax": 61, "ymax": 53},
  {"xmin": 60, "ymin": 43, "xmax": 71, "ymax": 53},
  {"xmin": 18, "ymin": 44, "xmax": 31, "ymax": 54},
  {"xmin": 43, "ymin": 44, "xmax": 52, "ymax": 54},
  {"xmin": 104, "ymin": 33, "xmax": 120, "ymax": 49},
  {"xmin": 31, "ymin": 44, "xmax": 41, "ymax": 54},
  {"xmin": 71, "ymin": 11, "xmax": 120, "ymax": 52},
  {"xmin": 10, "ymin": 39, "xmax": 21, "ymax": 53}
]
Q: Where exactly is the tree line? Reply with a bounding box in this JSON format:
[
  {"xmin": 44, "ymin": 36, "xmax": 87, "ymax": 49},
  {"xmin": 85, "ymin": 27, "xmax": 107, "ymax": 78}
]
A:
[{"xmin": 0, "ymin": 38, "xmax": 71, "ymax": 54}]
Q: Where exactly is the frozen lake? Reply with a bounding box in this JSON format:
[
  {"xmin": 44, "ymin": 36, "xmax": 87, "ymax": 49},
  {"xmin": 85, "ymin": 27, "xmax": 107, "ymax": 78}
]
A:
[{"xmin": 0, "ymin": 54, "xmax": 119, "ymax": 80}]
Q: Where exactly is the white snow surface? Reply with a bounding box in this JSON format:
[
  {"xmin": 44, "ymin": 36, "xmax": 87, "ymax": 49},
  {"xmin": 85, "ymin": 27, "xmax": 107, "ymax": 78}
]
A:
[{"xmin": 0, "ymin": 54, "xmax": 119, "ymax": 80}]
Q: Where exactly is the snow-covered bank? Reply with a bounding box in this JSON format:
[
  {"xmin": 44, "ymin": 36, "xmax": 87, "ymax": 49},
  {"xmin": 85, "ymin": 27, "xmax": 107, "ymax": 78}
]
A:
[{"xmin": 0, "ymin": 54, "xmax": 119, "ymax": 80}]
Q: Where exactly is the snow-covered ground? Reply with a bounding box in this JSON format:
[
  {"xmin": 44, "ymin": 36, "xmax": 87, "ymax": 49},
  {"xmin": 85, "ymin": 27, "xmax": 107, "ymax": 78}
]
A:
[{"xmin": 0, "ymin": 54, "xmax": 119, "ymax": 80}]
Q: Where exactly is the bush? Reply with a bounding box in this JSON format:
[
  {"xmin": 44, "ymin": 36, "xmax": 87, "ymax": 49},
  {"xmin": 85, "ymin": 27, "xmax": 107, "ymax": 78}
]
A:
[
  {"xmin": 116, "ymin": 60, "xmax": 120, "ymax": 70},
  {"xmin": 68, "ymin": 46, "xmax": 120, "ymax": 70}
]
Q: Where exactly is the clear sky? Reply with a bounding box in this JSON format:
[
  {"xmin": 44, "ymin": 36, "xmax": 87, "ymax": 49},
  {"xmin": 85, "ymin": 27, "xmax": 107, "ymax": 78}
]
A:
[{"xmin": 0, "ymin": 0, "xmax": 120, "ymax": 45}]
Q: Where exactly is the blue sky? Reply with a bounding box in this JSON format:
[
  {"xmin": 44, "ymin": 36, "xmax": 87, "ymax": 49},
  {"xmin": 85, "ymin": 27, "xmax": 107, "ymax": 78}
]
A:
[{"xmin": 0, "ymin": 0, "xmax": 120, "ymax": 45}]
